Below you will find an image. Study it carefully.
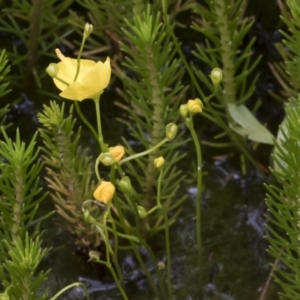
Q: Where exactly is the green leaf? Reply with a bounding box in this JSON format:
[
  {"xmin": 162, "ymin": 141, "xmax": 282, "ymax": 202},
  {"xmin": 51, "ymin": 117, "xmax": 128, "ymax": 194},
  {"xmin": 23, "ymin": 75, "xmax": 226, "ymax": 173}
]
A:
[{"xmin": 227, "ymin": 103, "xmax": 274, "ymax": 144}]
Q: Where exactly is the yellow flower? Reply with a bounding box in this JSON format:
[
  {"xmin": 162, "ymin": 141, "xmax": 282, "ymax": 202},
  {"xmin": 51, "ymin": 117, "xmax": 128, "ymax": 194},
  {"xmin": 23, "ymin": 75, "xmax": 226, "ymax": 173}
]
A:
[
  {"xmin": 50, "ymin": 48, "xmax": 111, "ymax": 101},
  {"xmin": 109, "ymin": 146, "xmax": 125, "ymax": 162},
  {"xmin": 187, "ymin": 98, "xmax": 203, "ymax": 114},
  {"xmin": 93, "ymin": 181, "xmax": 115, "ymax": 204}
]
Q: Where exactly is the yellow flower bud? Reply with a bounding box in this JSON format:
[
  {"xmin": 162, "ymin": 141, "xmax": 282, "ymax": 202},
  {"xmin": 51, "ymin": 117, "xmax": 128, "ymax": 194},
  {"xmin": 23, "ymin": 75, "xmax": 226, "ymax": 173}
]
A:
[
  {"xmin": 109, "ymin": 145, "xmax": 125, "ymax": 162},
  {"xmin": 84, "ymin": 23, "xmax": 93, "ymax": 37},
  {"xmin": 187, "ymin": 98, "xmax": 203, "ymax": 114},
  {"xmin": 99, "ymin": 152, "xmax": 115, "ymax": 166},
  {"xmin": 179, "ymin": 104, "xmax": 188, "ymax": 117},
  {"xmin": 93, "ymin": 181, "xmax": 115, "ymax": 204},
  {"xmin": 210, "ymin": 68, "xmax": 223, "ymax": 85},
  {"xmin": 153, "ymin": 156, "xmax": 165, "ymax": 168},
  {"xmin": 166, "ymin": 123, "xmax": 178, "ymax": 140}
]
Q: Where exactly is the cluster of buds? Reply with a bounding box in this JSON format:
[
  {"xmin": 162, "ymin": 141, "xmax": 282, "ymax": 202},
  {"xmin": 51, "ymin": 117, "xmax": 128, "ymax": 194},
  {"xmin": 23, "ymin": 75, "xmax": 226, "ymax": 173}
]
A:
[{"xmin": 99, "ymin": 145, "xmax": 125, "ymax": 166}]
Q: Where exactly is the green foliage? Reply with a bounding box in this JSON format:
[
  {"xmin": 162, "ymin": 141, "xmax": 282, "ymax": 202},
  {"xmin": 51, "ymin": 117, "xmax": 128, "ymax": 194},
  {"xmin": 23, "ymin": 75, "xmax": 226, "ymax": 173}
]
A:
[
  {"xmin": 38, "ymin": 101, "xmax": 100, "ymax": 247},
  {"xmin": 1, "ymin": 233, "xmax": 50, "ymax": 300},
  {"xmin": 0, "ymin": 129, "xmax": 50, "ymax": 297},
  {"xmin": 115, "ymin": 5, "xmax": 187, "ymax": 231},
  {"xmin": 265, "ymin": 100, "xmax": 300, "ymax": 299},
  {"xmin": 190, "ymin": 0, "xmax": 273, "ymax": 150},
  {"xmin": 70, "ymin": 0, "xmax": 187, "ymax": 58},
  {"xmin": 281, "ymin": 0, "xmax": 300, "ymax": 91},
  {"xmin": 0, "ymin": 0, "xmax": 73, "ymax": 92},
  {"xmin": 0, "ymin": 129, "xmax": 46, "ymax": 245},
  {"xmin": 0, "ymin": 49, "xmax": 11, "ymax": 128},
  {"xmin": 0, "ymin": 49, "xmax": 11, "ymax": 98}
]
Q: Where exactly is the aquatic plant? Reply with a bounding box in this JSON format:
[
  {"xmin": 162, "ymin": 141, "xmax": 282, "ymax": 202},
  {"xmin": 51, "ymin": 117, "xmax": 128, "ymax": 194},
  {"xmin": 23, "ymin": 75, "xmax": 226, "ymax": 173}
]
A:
[
  {"xmin": 265, "ymin": 0, "xmax": 300, "ymax": 298},
  {"xmin": 0, "ymin": 0, "xmax": 289, "ymax": 299},
  {"xmin": 169, "ymin": 0, "xmax": 275, "ymax": 171},
  {"xmin": 0, "ymin": 0, "xmax": 73, "ymax": 95}
]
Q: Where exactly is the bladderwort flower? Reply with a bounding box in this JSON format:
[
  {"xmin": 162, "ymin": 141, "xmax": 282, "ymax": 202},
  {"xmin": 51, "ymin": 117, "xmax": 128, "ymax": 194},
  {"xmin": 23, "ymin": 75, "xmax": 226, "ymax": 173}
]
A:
[
  {"xmin": 46, "ymin": 48, "xmax": 111, "ymax": 101},
  {"xmin": 93, "ymin": 181, "xmax": 115, "ymax": 204},
  {"xmin": 187, "ymin": 98, "xmax": 203, "ymax": 114},
  {"xmin": 109, "ymin": 146, "xmax": 125, "ymax": 162}
]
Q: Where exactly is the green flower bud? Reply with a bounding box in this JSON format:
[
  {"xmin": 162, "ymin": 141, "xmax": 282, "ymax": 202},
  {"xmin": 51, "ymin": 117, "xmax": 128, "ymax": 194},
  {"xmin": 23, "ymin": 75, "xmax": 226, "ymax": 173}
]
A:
[
  {"xmin": 137, "ymin": 206, "xmax": 147, "ymax": 219},
  {"xmin": 118, "ymin": 176, "xmax": 132, "ymax": 193},
  {"xmin": 84, "ymin": 23, "xmax": 93, "ymax": 37},
  {"xmin": 83, "ymin": 208, "xmax": 94, "ymax": 224},
  {"xmin": 88, "ymin": 251, "xmax": 100, "ymax": 262},
  {"xmin": 166, "ymin": 123, "xmax": 178, "ymax": 140},
  {"xmin": 180, "ymin": 104, "xmax": 188, "ymax": 117},
  {"xmin": 99, "ymin": 152, "xmax": 115, "ymax": 166},
  {"xmin": 210, "ymin": 68, "xmax": 223, "ymax": 85},
  {"xmin": 46, "ymin": 63, "xmax": 58, "ymax": 78}
]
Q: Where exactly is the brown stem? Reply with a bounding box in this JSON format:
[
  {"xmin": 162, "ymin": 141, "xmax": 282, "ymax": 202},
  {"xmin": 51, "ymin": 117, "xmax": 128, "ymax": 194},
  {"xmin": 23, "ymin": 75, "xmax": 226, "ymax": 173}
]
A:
[
  {"xmin": 258, "ymin": 257, "xmax": 280, "ymax": 300},
  {"xmin": 22, "ymin": 0, "xmax": 43, "ymax": 93}
]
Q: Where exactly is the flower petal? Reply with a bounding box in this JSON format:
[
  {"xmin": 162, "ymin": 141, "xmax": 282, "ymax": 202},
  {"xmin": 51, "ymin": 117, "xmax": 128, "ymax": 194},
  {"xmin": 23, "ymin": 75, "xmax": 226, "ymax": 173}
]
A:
[
  {"xmin": 59, "ymin": 81, "xmax": 89, "ymax": 101},
  {"xmin": 76, "ymin": 59, "xmax": 97, "ymax": 83},
  {"xmin": 53, "ymin": 58, "xmax": 77, "ymax": 91},
  {"xmin": 80, "ymin": 58, "xmax": 111, "ymax": 94}
]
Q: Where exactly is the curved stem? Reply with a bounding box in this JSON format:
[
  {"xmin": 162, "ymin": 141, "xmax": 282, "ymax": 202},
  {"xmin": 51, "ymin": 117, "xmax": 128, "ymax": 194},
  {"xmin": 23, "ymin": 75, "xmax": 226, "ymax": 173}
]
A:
[
  {"xmin": 95, "ymin": 157, "xmax": 101, "ymax": 182},
  {"xmin": 119, "ymin": 138, "xmax": 168, "ymax": 166},
  {"xmin": 50, "ymin": 282, "xmax": 89, "ymax": 300},
  {"xmin": 186, "ymin": 116, "xmax": 202, "ymax": 254},
  {"xmin": 74, "ymin": 101, "xmax": 98, "ymax": 140}
]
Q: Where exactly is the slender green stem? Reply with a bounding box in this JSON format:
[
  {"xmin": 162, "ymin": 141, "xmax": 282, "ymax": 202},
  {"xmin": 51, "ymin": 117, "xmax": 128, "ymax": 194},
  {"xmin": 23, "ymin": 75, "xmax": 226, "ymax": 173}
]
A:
[
  {"xmin": 103, "ymin": 204, "xmax": 123, "ymax": 282},
  {"xmin": 109, "ymin": 265, "xmax": 128, "ymax": 300},
  {"xmin": 163, "ymin": 9, "xmax": 265, "ymax": 175},
  {"xmin": 164, "ymin": 209, "xmax": 172, "ymax": 298},
  {"xmin": 50, "ymin": 283, "xmax": 89, "ymax": 300},
  {"xmin": 111, "ymin": 186, "xmax": 159, "ymax": 295},
  {"xmin": 106, "ymin": 224, "xmax": 139, "ymax": 242},
  {"xmin": 95, "ymin": 158, "xmax": 101, "ymax": 182},
  {"xmin": 74, "ymin": 35, "xmax": 87, "ymax": 81},
  {"xmin": 156, "ymin": 168, "xmax": 163, "ymax": 208},
  {"xmin": 145, "ymin": 205, "xmax": 160, "ymax": 216},
  {"xmin": 94, "ymin": 98, "xmax": 106, "ymax": 151},
  {"xmin": 186, "ymin": 116, "xmax": 202, "ymax": 254},
  {"xmin": 157, "ymin": 167, "xmax": 173, "ymax": 298},
  {"xmin": 74, "ymin": 102, "xmax": 98, "ymax": 140},
  {"xmin": 53, "ymin": 76, "xmax": 70, "ymax": 86},
  {"xmin": 119, "ymin": 138, "xmax": 168, "ymax": 166},
  {"xmin": 90, "ymin": 231, "xmax": 128, "ymax": 300}
]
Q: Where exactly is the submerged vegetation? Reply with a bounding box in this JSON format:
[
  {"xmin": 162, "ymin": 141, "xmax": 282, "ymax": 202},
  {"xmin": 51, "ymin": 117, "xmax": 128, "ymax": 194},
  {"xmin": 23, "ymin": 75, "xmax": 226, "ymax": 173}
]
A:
[{"xmin": 0, "ymin": 0, "xmax": 300, "ymax": 299}]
